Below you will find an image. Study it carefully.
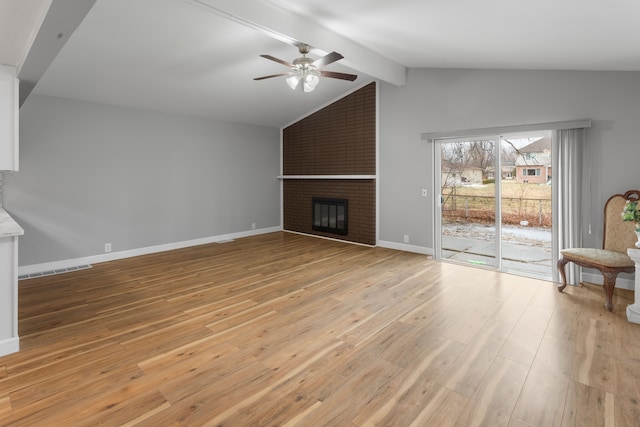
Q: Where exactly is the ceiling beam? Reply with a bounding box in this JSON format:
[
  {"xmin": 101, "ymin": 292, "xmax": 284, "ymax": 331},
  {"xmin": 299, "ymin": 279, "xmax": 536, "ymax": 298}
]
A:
[
  {"xmin": 18, "ymin": 0, "xmax": 98, "ymax": 106},
  {"xmin": 189, "ymin": 0, "xmax": 407, "ymax": 86}
]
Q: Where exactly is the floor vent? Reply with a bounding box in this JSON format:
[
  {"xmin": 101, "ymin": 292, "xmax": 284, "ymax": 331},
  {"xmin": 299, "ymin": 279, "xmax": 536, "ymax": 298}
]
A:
[
  {"xmin": 19, "ymin": 264, "xmax": 92, "ymax": 280},
  {"xmin": 216, "ymin": 239, "xmax": 235, "ymax": 244}
]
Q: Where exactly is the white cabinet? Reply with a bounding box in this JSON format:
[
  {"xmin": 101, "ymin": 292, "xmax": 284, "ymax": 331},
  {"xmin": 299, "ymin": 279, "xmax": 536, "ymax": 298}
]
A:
[
  {"xmin": 0, "ymin": 235, "xmax": 20, "ymax": 356},
  {"xmin": 0, "ymin": 65, "xmax": 19, "ymax": 171},
  {"xmin": 0, "ymin": 209, "xmax": 22, "ymax": 356}
]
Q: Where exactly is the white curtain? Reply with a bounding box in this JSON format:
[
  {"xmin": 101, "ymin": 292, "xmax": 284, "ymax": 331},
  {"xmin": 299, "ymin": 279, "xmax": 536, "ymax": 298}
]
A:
[{"xmin": 552, "ymin": 128, "xmax": 588, "ymax": 284}]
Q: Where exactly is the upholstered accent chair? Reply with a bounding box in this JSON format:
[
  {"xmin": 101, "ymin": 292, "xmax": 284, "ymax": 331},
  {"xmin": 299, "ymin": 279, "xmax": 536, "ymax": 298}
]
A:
[{"xmin": 558, "ymin": 190, "xmax": 640, "ymax": 311}]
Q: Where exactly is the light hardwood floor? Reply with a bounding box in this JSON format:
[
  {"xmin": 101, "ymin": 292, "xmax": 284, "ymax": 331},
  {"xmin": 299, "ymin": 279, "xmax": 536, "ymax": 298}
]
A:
[{"xmin": 1, "ymin": 232, "xmax": 639, "ymax": 426}]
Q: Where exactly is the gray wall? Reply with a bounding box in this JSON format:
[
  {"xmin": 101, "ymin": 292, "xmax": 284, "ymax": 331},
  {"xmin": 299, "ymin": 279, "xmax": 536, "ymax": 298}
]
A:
[
  {"xmin": 8, "ymin": 69, "xmax": 640, "ymax": 267},
  {"xmin": 5, "ymin": 94, "xmax": 280, "ymax": 266},
  {"xmin": 379, "ymin": 69, "xmax": 640, "ymax": 250}
]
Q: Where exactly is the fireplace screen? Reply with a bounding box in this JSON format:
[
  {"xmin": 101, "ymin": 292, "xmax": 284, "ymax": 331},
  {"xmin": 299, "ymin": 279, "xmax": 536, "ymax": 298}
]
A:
[{"xmin": 312, "ymin": 198, "xmax": 348, "ymax": 235}]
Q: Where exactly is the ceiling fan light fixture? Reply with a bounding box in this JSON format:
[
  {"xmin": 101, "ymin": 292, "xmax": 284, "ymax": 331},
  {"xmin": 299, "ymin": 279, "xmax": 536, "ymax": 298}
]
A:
[
  {"xmin": 287, "ymin": 67, "xmax": 320, "ymax": 92},
  {"xmin": 286, "ymin": 74, "xmax": 300, "ymax": 90},
  {"xmin": 302, "ymin": 70, "xmax": 320, "ymax": 92},
  {"xmin": 254, "ymin": 43, "xmax": 357, "ymax": 92}
]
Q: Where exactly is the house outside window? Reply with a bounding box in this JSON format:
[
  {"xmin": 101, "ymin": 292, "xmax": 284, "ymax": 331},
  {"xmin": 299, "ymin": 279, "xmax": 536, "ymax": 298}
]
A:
[{"xmin": 514, "ymin": 137, "xmax": 551, "ymax": 184}]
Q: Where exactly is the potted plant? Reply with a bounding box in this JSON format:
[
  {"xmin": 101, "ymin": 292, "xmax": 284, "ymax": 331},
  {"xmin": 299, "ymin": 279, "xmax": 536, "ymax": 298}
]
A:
[{"xmin": 622, "ymin": 199, "xmax": 640, "ymax": 247}]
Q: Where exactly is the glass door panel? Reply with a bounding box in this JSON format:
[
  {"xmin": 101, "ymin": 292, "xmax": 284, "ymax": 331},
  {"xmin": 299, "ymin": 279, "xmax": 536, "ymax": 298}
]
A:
[
  {"xmin": 499, "ymin": 134, "xmax": 553, "ymax": 279},
  {"xmin": 438, "ymin": 138, "xmax": 498, "ymax": 268}
]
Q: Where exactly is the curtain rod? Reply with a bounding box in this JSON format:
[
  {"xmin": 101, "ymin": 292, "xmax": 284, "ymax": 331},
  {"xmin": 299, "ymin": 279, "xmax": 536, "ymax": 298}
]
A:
[{"xmin": 421, "ymin": 119, "xmax": 591, "ymax": 141}]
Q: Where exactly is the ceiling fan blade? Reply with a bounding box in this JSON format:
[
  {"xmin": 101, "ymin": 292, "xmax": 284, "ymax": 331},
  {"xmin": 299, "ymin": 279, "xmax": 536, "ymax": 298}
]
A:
[
  {"xmin": 253, "ymin": 73, "xmax": 290, "ymax": 81},
  {"xmin": 260, "ymin": 54, "xmax": 294, "ymax": 68},
  {"xmin": 312, "ymin": 51, "xmax": 344, "ymax": 68},
  {"xmin": 320, "ymin": 70, "xmax": 358, "ymax": 81}
]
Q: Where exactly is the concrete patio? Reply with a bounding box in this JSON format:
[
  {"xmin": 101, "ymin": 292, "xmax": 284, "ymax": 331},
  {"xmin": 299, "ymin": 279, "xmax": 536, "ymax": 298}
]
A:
[{"xmin": 441, "ymin": 224, "xmax": 553, "ymax": 279}]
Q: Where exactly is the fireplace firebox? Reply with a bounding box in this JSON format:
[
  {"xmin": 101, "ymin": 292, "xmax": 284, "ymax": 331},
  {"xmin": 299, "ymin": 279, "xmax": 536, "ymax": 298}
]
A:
[{"xmin": 312, "ymin": 198, "xmax": 348, "ymax": 235}]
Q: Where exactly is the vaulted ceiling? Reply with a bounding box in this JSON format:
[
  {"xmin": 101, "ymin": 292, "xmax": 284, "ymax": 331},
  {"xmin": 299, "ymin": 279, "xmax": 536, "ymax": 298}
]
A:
[{"xmin": 2, "ymin": 0, "xmax": 640, "ymax": 128}]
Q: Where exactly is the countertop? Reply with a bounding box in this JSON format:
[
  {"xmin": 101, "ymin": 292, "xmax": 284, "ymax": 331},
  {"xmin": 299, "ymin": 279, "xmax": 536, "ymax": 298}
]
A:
[{"xmin": 0, "ymin": 208, "xmax": 24, "ymax": 237}]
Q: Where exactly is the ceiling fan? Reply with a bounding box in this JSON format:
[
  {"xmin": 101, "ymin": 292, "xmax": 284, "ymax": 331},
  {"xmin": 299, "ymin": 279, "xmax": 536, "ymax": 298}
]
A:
[{"xmin": 254, "ymin": 44, "xmax": 358, "ymax": 92}]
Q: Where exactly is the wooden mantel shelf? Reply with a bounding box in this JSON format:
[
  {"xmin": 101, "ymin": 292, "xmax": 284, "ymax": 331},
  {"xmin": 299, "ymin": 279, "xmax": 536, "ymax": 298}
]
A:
[{"xmin": 277, "ymin": 175, "xmax": 377, "ymax": 180}]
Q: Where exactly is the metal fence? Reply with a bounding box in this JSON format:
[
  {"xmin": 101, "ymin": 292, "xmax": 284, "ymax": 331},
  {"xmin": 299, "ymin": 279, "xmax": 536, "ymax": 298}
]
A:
[{"xmin": 442, "ymin": 192, "xmax": 552, "ymax": 227}]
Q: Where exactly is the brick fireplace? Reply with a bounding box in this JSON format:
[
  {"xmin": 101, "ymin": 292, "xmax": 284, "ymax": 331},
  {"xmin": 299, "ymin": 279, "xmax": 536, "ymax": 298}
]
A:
[
  {"xmin": 282, "ymin": 83, "xmax": 376, "ymax": 245},
  {"xmin": 312, "ymin": 197, "xmax": 348, "ymax": 235}
]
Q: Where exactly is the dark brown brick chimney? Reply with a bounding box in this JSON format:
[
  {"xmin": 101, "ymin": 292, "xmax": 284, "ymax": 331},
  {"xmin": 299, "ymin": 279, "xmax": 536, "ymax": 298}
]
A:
[{"xmin": 282, "ymin": 82, "xmax": 376, "ymax": 245}]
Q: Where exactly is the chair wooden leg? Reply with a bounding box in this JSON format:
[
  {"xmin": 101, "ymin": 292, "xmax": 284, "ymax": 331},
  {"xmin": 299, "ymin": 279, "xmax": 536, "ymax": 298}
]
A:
[
  {"xmin": 557, "ymin": 257, "xmax": 569, "ymax": 292},
  {"xmin": 602, "ymin": 271, "xmax": 618, "ymax": 312}
]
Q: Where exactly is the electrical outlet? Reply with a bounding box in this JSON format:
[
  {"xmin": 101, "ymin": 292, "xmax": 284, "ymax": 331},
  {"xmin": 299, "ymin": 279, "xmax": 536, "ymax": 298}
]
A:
[
  {"xmin": 251, "ymin": 223, "xmax": 256, "ymax": 230},
  {"xmin": 104, "ymin": 243, "xmax": 112, "ymax": 253},
  {"xmin": 403, "ymin": 235, "xmax": 409, "ymax": 243}
]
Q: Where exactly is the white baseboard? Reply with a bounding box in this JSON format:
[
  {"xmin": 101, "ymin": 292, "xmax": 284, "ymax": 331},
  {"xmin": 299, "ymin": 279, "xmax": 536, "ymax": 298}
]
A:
[
  {"xmin": 18, "ymin": 226, "xmax": 282, "ymax": 277},
  {"xmin": 582, "ymin": 272, "xmax": 635, "ymax": 291},
  {"xmin": 0, "ymin": 337, "xmax": 19, "ymax": 357},
  {"xmin": 377, "ymin": 240, "xmax": 433, "ymax": 256}
]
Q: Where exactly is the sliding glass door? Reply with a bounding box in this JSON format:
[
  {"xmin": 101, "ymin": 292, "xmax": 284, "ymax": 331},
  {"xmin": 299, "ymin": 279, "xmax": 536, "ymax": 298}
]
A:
[
  {"xmin": 436, "ymin": 137, "xmax": 499, "ymax": 268},
  {"xmin": 435, "ymin": 132, "xmax": 553, "ymax": 280}
]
